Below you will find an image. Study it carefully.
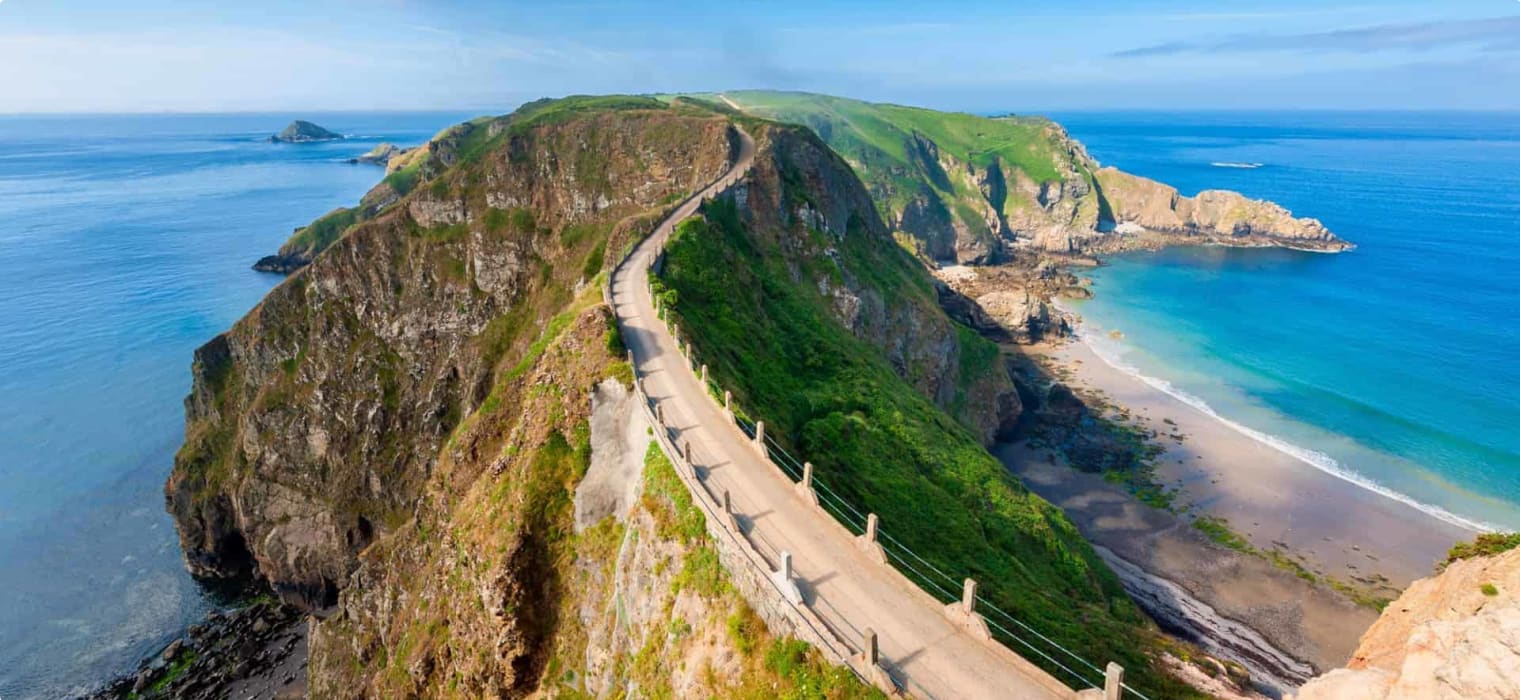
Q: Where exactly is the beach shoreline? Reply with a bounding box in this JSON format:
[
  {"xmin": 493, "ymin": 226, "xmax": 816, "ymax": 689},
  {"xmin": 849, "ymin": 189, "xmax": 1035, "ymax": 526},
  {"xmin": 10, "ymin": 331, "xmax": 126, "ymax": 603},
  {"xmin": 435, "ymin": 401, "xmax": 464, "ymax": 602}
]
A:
[
  {"xmin": 1039, "ymin": 332, "xmax": 1472, "ymax": 589},
  {"xmin": 993, "ymin": 325, "xmax": 1479, "ymax": 691}
]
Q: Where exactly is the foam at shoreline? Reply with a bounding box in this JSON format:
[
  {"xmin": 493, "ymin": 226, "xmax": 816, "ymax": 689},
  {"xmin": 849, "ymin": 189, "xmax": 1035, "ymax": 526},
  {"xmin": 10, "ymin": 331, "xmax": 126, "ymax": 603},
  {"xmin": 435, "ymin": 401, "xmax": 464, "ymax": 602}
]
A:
[{"xmin": 1072, "ymin": 324, "xmax": 1496, "ymax": 534}]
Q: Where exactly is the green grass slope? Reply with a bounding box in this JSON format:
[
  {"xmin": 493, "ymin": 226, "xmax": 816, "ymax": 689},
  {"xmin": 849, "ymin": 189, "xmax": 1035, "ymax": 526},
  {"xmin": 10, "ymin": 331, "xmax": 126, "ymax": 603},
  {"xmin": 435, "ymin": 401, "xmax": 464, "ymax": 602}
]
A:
[{"xmin": 655, "ymin": 194, "xmax": 1204, "ymax": 697}]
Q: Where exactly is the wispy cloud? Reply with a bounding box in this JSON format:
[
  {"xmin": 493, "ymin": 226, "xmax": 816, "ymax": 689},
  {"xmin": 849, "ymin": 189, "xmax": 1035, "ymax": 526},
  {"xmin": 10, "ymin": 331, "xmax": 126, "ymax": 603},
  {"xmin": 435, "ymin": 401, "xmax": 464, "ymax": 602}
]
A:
[{"xmin": 1112, "ymin": 15, "xmax": 1520, "ymax": 58}]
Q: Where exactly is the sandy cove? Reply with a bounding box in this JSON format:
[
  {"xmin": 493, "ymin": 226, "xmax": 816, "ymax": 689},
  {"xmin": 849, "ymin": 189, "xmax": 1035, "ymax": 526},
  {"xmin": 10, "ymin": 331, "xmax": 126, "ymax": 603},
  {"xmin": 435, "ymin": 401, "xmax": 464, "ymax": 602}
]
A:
[{"xmin": 996, "ymin": 337, "xmax": 1475, "ymax": 694}]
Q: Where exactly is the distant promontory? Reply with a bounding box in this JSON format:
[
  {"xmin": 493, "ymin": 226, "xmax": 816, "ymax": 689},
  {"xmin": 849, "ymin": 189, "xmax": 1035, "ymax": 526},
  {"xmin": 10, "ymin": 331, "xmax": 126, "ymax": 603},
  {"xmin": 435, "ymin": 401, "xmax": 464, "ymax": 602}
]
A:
[{"xmin": 270, "ymin": 120, "xmax": 343, "ymax": 143}]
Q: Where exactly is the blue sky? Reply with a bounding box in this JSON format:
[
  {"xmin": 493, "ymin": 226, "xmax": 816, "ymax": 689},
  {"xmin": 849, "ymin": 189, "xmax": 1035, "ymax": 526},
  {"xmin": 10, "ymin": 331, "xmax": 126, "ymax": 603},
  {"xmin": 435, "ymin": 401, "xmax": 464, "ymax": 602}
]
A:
[{"xmin": 0, "ymin": 0, "xmax": 1516, "ymax": 113}]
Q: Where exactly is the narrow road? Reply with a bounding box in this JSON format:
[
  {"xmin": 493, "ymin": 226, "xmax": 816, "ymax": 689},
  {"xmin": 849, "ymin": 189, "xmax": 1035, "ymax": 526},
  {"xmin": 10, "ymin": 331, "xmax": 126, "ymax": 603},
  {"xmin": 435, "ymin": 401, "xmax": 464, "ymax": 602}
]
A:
[{"xmin": 610, "ymin": 126, "xmax": 1073, "ymax": 699}]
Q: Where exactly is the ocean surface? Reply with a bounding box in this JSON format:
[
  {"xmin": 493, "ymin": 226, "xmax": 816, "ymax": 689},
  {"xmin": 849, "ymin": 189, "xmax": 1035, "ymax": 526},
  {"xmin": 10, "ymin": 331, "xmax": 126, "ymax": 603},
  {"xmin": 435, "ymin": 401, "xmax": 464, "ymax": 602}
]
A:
[
  {"xmin": 1049, "ymin": 111, "xmax": 1520, "ymax": 533},
  {"xmin": 0, "ymin": 111, "xmax": 474, "ymax": 699}
]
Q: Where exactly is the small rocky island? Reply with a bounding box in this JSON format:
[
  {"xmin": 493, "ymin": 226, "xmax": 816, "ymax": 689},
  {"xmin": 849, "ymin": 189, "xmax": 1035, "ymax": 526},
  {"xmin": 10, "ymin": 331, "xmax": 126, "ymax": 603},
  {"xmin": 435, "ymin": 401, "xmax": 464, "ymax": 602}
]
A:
[
  {"xmin": 269, "ymin": 120, "xmax": 343, "ymax": 143},
  {"xmin": 346, "ymin": 142, "xmax": 410, "ymax": 166}
]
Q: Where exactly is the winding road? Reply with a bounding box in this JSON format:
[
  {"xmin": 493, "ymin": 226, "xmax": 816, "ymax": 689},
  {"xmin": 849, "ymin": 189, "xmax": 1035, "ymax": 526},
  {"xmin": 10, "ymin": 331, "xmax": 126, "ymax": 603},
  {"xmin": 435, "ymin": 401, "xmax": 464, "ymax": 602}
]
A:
[{"xmin": 609, "ymin": 126, "xmax": 1075, "ymax": 699}]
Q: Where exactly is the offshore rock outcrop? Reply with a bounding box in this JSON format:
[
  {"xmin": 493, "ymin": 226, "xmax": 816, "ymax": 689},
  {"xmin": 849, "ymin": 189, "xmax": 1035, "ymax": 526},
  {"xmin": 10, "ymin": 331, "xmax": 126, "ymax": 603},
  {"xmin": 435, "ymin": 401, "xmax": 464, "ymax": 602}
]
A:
[
  {"xmin": 725, "ymin": 92, "xmax": 1351, "ymax": 266},
  {"xmin": 270, "ymin": 120, "xmax": 343, "ymax": 143},
  {"xmin": 346, "ymin": 142, "xmax": 412, "ymax": 166}
]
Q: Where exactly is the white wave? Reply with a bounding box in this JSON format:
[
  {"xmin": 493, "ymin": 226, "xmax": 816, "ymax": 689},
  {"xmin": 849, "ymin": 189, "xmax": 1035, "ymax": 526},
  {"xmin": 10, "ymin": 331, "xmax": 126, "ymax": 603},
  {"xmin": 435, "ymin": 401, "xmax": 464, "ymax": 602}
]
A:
[
  {"xmin": 1210, "ymin": 161, "xmax": 1264, "ymax": 169},
  {"xmin": 1075, "ymin": 327, "xmax": 1498, "ymax": 534}
]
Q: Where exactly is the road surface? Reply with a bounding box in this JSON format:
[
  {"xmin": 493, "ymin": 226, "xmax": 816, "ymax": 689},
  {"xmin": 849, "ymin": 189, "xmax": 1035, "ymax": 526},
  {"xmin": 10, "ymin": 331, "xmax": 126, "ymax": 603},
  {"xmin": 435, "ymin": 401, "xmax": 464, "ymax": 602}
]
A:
[{"xmin": 610, "ymin": 125, "xmax": 1073, "ymax": 699}]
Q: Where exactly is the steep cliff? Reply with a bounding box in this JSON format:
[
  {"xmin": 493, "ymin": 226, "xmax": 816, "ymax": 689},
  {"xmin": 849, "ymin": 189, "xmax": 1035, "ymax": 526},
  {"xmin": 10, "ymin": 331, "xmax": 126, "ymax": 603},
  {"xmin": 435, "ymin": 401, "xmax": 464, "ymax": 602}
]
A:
[
  {"xmin": 168, "ymin": 97, "xmax": 892, "ymax": 697},
  {"xmin": 652, "ymin": 121, "xmax": 1216, "ymax": 698},
  {"xmin": 169, "ymin": 98, "xmax": 738, "ymax": 609},
  {"xmin": 721, "ymin": 91, "xmax": 1350, "ymax": 264},
  {"xmin": 1292, "ymin": 543, "xmax": 1520, "ymax": 700}
]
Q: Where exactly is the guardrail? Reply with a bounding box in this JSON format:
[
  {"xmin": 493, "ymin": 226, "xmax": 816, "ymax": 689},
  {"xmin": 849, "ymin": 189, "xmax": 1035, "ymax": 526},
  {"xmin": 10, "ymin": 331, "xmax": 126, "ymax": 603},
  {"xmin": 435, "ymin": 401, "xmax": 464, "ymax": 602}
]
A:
[{"xmin": 605, "ymin": 125, "xmax": 1141, "ymax": 700}]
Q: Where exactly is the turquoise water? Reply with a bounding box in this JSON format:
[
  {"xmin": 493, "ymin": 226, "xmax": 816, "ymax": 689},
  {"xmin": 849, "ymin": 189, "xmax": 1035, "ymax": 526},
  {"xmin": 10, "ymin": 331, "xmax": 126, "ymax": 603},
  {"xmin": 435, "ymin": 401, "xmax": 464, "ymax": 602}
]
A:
[
  {"xmin": 0, "ymin": 112, "xmax": 473, "ymax": 699},
  {"xmin": 1049, "ymin": 111, "xmax": 1520, "ymax": 533}
]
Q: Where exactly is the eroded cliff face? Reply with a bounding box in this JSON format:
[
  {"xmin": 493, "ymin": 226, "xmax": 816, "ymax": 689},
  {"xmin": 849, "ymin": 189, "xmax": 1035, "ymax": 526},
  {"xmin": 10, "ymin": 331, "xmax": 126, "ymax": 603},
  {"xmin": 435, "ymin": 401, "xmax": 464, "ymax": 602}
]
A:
[
  {"xmin": 167, "ymin": 99, "xmax": 892, "ymax": 698},
  {"xmin": 724, "ymin": 124, "xmax": 1023, "ymax": 441},
  {"xmin": 1292, "ymin": 547, "xmax": 1520, "ymax": 700},
  {"xmin": 1088, "ymin": 167, "xmax": 1347, "ymax": 253},
  {"xmin": 168, "ymin": 106, "xmax": 736, "ymax": 610}
]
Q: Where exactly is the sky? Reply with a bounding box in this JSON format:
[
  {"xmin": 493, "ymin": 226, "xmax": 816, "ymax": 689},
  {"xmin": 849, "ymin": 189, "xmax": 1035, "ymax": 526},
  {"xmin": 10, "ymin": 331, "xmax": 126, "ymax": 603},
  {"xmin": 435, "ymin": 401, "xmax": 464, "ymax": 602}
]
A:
[{"xmin": 0, "ymin": 0, "xmax": 1517, "ymax": 113}]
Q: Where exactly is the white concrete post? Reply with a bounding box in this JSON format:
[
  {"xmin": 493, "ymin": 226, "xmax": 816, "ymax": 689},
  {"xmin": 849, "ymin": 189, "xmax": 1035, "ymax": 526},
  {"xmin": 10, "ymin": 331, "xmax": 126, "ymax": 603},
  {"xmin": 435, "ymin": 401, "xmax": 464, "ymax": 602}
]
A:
[
  {"xmin": 864, "ymin": 628, "xmax": 879, "ymax": 665},
  {"xmin": 779, "ymin": 550, "xmax": 792, "ymax": 581},
  {"xmin": 683, "ymin": 441, "xmax": 693, "ymax": 464},
  {"xmin": 753, "ymin": 421, "xmax": 766, "ymax": 456},
  {"xmin": 723, "ymin": 390, "xmax": 731, "ymax": 413},
  {"xmin": 962, "ymin": 578, "xmax": 977, "ymax": 615},
  {"xmin": 723, "ymin": 489, "xmax": 732, "ymax": 515},
  {"xmin": 1105, "ymin": 662, "xmax": 1124, "ymax": 700},
  {"xmin": 865, "ymin": 513, "xmax": 879, "ymax": 544},
  {"xmin": 802, "ymin": 462, "xmax": 813, "ymax": 490},
  {"xmin": 700, "ymin": 363, "xmax": 709, "ymax": 385}
]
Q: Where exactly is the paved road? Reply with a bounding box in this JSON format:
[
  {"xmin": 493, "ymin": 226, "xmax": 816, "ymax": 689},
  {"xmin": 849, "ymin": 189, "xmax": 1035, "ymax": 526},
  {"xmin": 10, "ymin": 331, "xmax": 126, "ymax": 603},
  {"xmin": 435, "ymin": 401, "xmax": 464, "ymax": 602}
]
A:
[{"xmin": 609, "ymin": 126, "xmax": 1073, "ymax": 699}]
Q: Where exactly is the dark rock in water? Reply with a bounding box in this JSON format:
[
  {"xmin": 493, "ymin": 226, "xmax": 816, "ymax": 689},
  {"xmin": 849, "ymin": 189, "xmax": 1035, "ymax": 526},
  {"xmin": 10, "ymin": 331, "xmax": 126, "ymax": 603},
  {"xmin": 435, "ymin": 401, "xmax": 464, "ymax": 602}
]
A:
[
  {"xmin": 346, "ymin": 142, "xmax": 407, "ymax": 166},
  {"xmin": 252, "ymin": 253, "xmax": 309, "ymax": 274},
  {"xmin": 270, "ymin": 120, "xmax": 342, "ymax": 144}
]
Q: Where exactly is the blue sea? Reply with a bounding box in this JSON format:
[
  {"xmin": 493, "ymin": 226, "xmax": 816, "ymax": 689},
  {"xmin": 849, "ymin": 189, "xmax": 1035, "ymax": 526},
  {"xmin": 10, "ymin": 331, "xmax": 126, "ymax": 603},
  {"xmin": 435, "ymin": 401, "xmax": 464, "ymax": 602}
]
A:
[
  {"xmin": 1050, "ymin": 111, "xmax": 1520, "ymax": 534},
  {"xmin": 0, "ymin": 111, "xmax": 474, "ymax": 699},
  {"xmin": 3, "ymin": 110, "xmax": 1518, "ymax": 698}
]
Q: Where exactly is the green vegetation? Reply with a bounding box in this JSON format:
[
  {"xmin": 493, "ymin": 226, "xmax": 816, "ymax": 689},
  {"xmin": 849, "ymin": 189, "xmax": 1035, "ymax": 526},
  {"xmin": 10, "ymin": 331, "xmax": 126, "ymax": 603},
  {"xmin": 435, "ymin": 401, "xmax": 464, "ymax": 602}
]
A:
[
  {"xmin": 1191, "ymin": 514, "xmax": 1392, "ymax": 610},
  {"xmin": 285, "ymin": 207, "xmax": 358, "ymax": 255},
  {"xmin": 1443, "ymin": 532, "xmax": 1520, "ymax": 570},
  {"xmin": 655, "ymin": 197, "xmax": 1202, "ymax": 697},
  {"xmin": 1481, "ymin": 582, "xmax": 1500, "ymax": 597},
  {"xmin": 718, "ymin": 90, "xmax": 1079, "ymax": 257},
  {"xmin": 128, "ymin": 650, "xmax": 198, "ymax": 699},
  {"xmin": 1192, "ymin": 515, "xmax": 1252, "ymax": 552},
  {"xmin": 620, "ymin": 444, "xmax": 880, "ymax": 699}
]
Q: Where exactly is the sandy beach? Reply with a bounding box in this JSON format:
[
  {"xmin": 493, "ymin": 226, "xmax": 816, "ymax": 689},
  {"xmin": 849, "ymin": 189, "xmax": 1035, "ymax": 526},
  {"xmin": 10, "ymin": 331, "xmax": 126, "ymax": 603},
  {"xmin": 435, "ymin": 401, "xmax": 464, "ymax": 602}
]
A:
[
  {"xmin": 1045, "ymin": 336, "xmax": 1472, "ymax": 587},
  {"xmin": 995, "ymin": 335, "xmax": 1478, "ymax": 690}
]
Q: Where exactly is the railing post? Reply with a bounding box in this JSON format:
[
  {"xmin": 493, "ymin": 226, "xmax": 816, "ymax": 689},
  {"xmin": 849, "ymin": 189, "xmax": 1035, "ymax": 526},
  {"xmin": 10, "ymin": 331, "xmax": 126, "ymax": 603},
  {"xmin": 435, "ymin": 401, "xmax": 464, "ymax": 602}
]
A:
[
  {"xmin": 683, "ymin": 440, "xmax": 693, "ymax": 464},
  {"xmin": 856, "ymin": 513, "xmax": 886, "ymax": 564},
  {"xmin": 864, "ymin": 627, "xmax": 879, "ymax": 665},
  {"xmin": 796, "ymin": 461, "xmax": 819, "ymax": 507},
  {"xmin": 700, "ymin": 363, "xmax": 708, "ymax": 386},
  {"xmin": 962, "ymin": 578, "xmax": 977, "ymax": 615},
  {"xmin": 656, "ymin": 403, "xmax": 665, "ymax": 426},
  {"xmin": 754, "ymin": 420, "xmax": 765, "ymax": 452},
  {"xmin": 771, "ymin": 550, "xmax": 802, "ymax": 603},
  {"xmin": 1105, "ymin": 662, "xmax": 1124, "ymax": 700}
]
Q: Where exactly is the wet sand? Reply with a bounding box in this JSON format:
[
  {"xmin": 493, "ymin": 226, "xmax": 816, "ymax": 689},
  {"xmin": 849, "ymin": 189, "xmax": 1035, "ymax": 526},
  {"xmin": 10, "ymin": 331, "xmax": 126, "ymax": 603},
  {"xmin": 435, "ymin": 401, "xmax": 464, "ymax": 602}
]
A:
[
  {"xmin": 994, "ymin": 338, "xmax": 1477, "ymax": 688},
  {"xmin": 1037, "ymin": 337, "xmax": 1471, "ymax": 589}
]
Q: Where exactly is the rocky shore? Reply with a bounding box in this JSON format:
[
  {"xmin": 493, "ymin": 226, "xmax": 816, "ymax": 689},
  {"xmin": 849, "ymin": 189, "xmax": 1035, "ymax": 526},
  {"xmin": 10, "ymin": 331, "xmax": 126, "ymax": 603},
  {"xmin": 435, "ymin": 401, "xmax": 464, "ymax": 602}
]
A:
[{"xmin": 85, "ymin": 600, "xmax": 307, "ymax": 700}]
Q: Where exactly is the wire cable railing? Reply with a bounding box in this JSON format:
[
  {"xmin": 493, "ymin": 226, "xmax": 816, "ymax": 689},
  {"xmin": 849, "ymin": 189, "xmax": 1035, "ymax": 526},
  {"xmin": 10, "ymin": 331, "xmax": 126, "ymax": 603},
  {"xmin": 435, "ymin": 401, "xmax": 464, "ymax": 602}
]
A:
[
  {"xmin": 732, "ymin": 402, "xmax": 1152, "ymax": 699},
  {"xmin": 618, "ymin": 149, "xmax": 1149, "ymax": 699}
]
